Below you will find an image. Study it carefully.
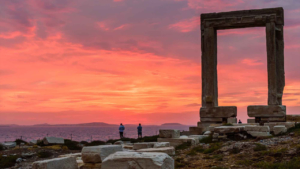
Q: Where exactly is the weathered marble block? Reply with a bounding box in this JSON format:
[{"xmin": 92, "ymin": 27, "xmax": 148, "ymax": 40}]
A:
[
  {"xmin": 43, "ymin": 137, "xmax": 64, "ymax": 145},
  {"xmin": 245, "ymin": 126, "xmax": 270, "ymax": 132},
  {"xmin": 102, "ymin": 152, "xmax": 174, "ymax": 169},
  {"xmin": 32, "ymin": 157, "xmax": 77, "ymax": 169},
  {"xmin": 159, "ymin": 130, "xmax": 180, "ymax": 138},
  {"xmin": 157, "ymin": 138, "xmax": 196, "ymax": 147},
  {"xmin": 81, "ymin": 145, "xmax": 123, "ymax": 163},
  {"xmin": 137, "ymin": 147, "xmax": 175, "ymax": 156},
  {"xmin": 214, "ymin": 126, "xmax": 244, "ymax": 134},
  {"xmin": 153, "ymin": 142, "xmax": 170, "ymax": 148},
  {"xmin": 273, "ymin": 125, "xmax": 287, "ymax": 135}
]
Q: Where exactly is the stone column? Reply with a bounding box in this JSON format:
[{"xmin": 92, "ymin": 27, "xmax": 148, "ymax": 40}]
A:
[
  {"xmin": 266, "ymin": 22, "xmax": 278, "ymax": 105},
  {"xmin": 275, "ymin": 25, "xmax": 285, "ymax": 105},
  {"xmin": 202, "ymin": 27, "xmax": 218, "ymax": 108}
]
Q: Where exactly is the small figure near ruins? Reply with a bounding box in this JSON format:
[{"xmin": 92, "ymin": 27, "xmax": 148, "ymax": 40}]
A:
[
  {"xmin": 137, "ymin": 123, "xmax": 143, "ymax": 138},
  {"xmin": 238, "ymin": 119, "xmax": 242, "ymax": 124},
  {"xmin": 119, "ymin": 123, "xmax": 125, "ymax": 139}
]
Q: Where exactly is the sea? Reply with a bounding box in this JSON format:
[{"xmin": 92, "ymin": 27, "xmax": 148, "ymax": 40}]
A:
[{"xmin": 0, "ymin": 125, "xmax": 190, "ymax": 143}]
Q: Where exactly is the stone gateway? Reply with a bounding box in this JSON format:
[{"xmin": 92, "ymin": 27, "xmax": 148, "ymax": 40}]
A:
[{"xmin": 199, "ymin": 7, "xmax": 286, "ymax": 125}]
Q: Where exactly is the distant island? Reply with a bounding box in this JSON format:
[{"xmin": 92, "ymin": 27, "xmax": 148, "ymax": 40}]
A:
[
  {"xmin": 33, "ymin": 122, "xmax": 118, "ymax": 127},
  {"xmin": 0, "ymin": 122, "xmax": 188, "ymax": 127},
  {"xmin": 161, "ymin": 123, "xmax": 184, "ymax": 126}
]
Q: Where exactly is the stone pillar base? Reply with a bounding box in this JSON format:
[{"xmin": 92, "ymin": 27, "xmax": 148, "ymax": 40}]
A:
[{"xmin": 248, "ymin": 105, "xmax": 286, "ymax": 122}]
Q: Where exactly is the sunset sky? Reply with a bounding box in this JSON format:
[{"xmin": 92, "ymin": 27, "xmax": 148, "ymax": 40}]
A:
[{"xmin": 0, "ymin": 0, "xmax": 299, "ymax": 125}]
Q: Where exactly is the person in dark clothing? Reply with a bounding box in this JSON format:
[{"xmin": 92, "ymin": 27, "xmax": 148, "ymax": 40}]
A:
[
  {"xmin": 137, "ymin": 123, "xmax": 142, "ymax": 138},
  {"xmin": 119, "ymin": 123, "xmax": 125, "ymax": 139},
  {"xmin": 238, "ymin": 119, "xmax": 242, "ymax": 124}
]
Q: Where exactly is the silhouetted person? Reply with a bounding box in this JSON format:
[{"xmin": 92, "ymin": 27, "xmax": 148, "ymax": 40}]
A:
[
  {"xmin": 238, "ymin": 119, "xmax": 242, "ymax": 124},
  {"xmin": 137, "ymin": 123, "xmax": 142, "ymax": 138},
  {"xmin": 119, "ymin": 123, "xmax": 125, "ymax": 139}
]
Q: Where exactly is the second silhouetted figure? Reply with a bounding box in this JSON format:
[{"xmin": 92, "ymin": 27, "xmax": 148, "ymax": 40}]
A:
[{"xmin": 137, "ymin": 123, "xmax": 142, "ymax": 138}]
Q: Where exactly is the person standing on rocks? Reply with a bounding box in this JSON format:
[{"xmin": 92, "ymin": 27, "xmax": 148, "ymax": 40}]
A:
[
  {"xmin": 119, "ymin": 123, "xmax": 125, "ymax": 139},
  {"xmin": 238, "ymin": 119, "xmax": 242, "ymax": 124},
  {"xmin": 137, "ymin": 123, "xmax": 142, "ymax": 139}
]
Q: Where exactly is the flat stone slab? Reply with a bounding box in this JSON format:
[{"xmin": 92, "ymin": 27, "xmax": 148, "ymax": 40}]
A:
[
  {"xmin": 32, "ymin": 157, "xmax": 77, "ymax": 169},
  {"xmin": 82, "ymin": 145, "xmax": 123, "ymax": 163},
  {"xmin": 264, "ymin": 122, "xmax": 295, "ymax": 131},
  {"xmin": 247, "ymin": 131, "xmax": 272, "ymax": 137},
  {"xmin": 247, "ymin": 105, "xmax": 286, "ymax": 117},
  {"xmin": 79, "ymin": 163, "xmax": 102, "ymax": 169},
  {"xmin": 188, "ymin": 135, "xmax": 209, "ymax": 140},
  {"xmin": 245, "ymin": 126, "xmax": 270, "ymax": 132},
  {"xmin": 214, "ymin": 126, "xmax": 244, "ymax": 134},
  {"xmin": 43, "ymin": 137, "xmax": 64, "ymax": 145},
  {"xmin": 273, "ymin": 125, "xmax": 287, "ymax": 135},
  {"xmin": 133, "ymin": 143, "xmax": 155, "ymax": 150},
  {"xmin": 157, "ymin": 138, "xmax": 196, "ymax": 147},
  {"xmin": 159, "ymin": 130, "xmax": 180, "ymax": 138},
  {"xmin": 123, "ymin": 145, "xmax": 133, "ymax": 150},
  {"xmin": 137, "ymin": 147, "xmax": 175, "ymax": 156},
  {"xmin": 102, "ymin": 152, "xmax": 174, "ymax": 169},
  {"xmin": 153, "ymin": 142, "xmax": 170, "ymax": 148},
  {"xmin": 200, "ymin": 106, "xmax": 237, "ymax": 118},
  {"xmin": 59, "ymin": 153, "xmax": 81, "ymax": 158}
]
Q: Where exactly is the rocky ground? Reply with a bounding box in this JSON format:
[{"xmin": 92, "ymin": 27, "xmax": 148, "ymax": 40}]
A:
[
  {"xmin": 2, "ymin": 125, "xmax": 300, "ymax": 169},
  {"xmin": 174, "ymin": 132, "xmax": 300, "ymax": 169},
  {"xmin": 0, "ymin": 145, "xmax": 81, "ymax": 169}
]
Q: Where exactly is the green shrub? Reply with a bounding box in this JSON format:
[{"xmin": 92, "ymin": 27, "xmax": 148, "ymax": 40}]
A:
[
  {"xmin": 0, "ymin": 144, "xmax": 4, "ymax": 151},
  {"xmin": 38, "ymin": 151, "xmax": 53, "ymax": 158},
  {"xmin": 85, "ymin": 140, "xmax": 106, "ymax": 146},
  {"xmin": 175, "ymin": 142, "xmax": 192, "ymax": 151},
  {"xmin": 0, "ymin": 155, "xmax": 19, "ymax": 168},
  {"xmin": 80, "ymin": 141, "xmax": 88, "ymax": 145},
  {"xmin": 143, "ymin": 135, "xmax": 159, "ymax": 142},
  {"xmin": 236, "ymin": 159, "xmax": 252, "ymax": 166},
  {"xmin": 253, "ymin": 157, "xmax": 300, "ymax": 169},
  {"xmin": 37, "ymin": 140, "xmax": 46, "ymax": 146},
  {"xmin": 222, "ymin": 123, "xmax": 233, "ymax": 126},
  {"xmin": 64, "ymin": 139, "xmax": 82, "ymax": 150},
  {"xmin": 106, "ymin": 135, "xmax": 159, "ymax": 144},
  {"xmin": 212, "ymin": 154, "xmax": 223, "ymax": 161},
  {"xmin": 175, "ymin": 157, "xmax": 189, "ymax": 168},
  {"xmin": 15, "ymin": 139, "xmax": 27, "ymax": 146},
  {"xmin": 203, "ymin": 143, "xmax": 222, "ymax": 154},
  {"xmin": 230, "ymin": 147, "xmax": 240, "ymax": 154},
  {"xmin": 187, "ymin": 146, "xmax": 205, "ymax": 155},
  {"xmin": 253, "ymin": 143, "xmax": 267, "ymax": 152},
  {"xmin": 199, "ymin": 135, "xmax": 212, "ymax": 144}
]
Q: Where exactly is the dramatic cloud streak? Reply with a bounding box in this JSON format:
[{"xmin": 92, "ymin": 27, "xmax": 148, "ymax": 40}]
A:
[{"xmin": 0, "ymin": 0, "xmax": 299, "ymax": 125}]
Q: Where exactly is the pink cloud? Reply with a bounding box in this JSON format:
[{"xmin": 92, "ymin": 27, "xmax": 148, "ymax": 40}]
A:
[{"xmin": 168, "ymin": 17, "xmax": 199, "ymax": 32}]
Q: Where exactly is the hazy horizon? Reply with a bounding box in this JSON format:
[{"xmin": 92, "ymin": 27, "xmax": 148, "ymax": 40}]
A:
[{"xmin": 1, "ymin": 0, "xmax": 300, "ymax": 125}]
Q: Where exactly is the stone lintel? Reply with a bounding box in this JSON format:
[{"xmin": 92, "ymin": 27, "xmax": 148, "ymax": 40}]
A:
[
  {"xmin": 201, "ymin": 7, "xmax": 284, "ymax": 27},
  {"xmin": 200, "ymin": 106, "xmax": 237, "ymax": 118},
  {"xmin": 203, "ymin": 14, "xmax": 279, "ymax": 29},
  {"xmin": 247, "ymin": 105, "xmax": 286, "ymax": 117}
]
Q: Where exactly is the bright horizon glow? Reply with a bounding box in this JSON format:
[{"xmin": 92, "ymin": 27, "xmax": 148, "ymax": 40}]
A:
[{"xmin": 0, "ymin": 0, "xmax": 300, "ymax": 125}]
